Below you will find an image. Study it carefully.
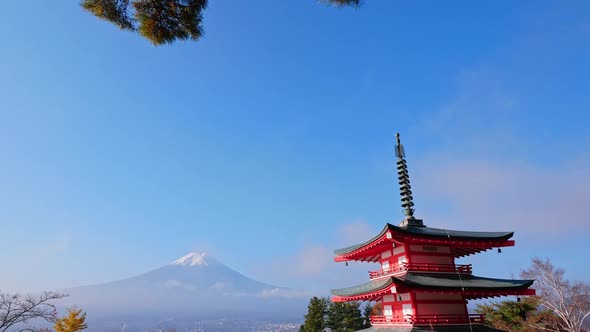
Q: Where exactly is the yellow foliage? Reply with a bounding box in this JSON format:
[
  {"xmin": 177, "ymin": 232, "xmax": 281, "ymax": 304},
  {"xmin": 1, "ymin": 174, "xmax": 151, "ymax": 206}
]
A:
[{"xmin": 54, "ymin": 307, "xmax": 88, "ymax": 332}]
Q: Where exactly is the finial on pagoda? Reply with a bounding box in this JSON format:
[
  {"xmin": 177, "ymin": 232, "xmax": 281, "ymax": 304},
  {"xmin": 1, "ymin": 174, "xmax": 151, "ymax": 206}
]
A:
[{"xmin": 395, "ymin": 133, "xmax": 424, "ymax": 227}]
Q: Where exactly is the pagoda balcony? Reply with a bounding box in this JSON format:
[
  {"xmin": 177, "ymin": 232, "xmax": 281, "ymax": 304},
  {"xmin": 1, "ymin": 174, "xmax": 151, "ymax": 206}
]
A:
[
  {"xmin": 370, "ymin": 314, "xmax": 485, "ymax": 326},
  {"xmin": 368, "ymin": 262, "xmax": 472, "ymax": 279}
]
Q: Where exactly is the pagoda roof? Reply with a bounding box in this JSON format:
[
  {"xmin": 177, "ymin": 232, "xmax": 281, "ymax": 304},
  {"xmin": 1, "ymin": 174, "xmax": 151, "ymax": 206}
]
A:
[
  {"xmin": 395, "ymin": 273, "xmax": 533, "ymax": 290},
  {"xmin": 332, "ymin": 276, "xmax": 394, "ymax": 297},
  {"xmin": 393, "ymin": 225, "xmax": 513, "ymax": 241},
  {"xmin": 334, "ymin": 224, "xmax": 391, "ymax": 256},
  {"xmin": 334, "ymin": 223, "xmax": 514, "ymax": 256},
  {"xmin": 331, "ymin": 273, "xmax": 533, "ymax": 299}
]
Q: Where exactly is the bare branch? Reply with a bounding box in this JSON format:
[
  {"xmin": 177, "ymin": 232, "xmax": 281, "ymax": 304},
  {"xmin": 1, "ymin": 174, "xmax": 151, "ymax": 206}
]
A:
[
  {"xmin": 521, "ymin": 258, "xmax": 590, "ymax": 332},
  {"xmin": 0, "ymin": 291, "xmax": 67, "ymax": 332}
]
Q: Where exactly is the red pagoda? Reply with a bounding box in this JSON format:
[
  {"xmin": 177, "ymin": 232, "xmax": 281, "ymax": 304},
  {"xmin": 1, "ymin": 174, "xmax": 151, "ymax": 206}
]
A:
[{"xmin": 331, "ymin": 134, "xmax": 535, "ymax": 332}]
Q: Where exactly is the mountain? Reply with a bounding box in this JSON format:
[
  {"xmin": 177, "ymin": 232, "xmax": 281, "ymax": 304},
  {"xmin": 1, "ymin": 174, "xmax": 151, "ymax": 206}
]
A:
[{"xmin": 60, "ymin": 252, "xmax": 309, "ymax": 331}]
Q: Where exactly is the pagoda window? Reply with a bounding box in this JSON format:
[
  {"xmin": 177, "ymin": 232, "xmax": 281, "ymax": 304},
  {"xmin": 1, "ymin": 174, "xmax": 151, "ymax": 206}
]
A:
[
  {"xmin": 392, "ymin": 246, "xmax": 405, "ymax": 256},
  {"xmin": 402, "ymin": 303, "xmax": 414, "ymax": 316},
  {"xmin": 381, "ymin": 250, "xmax": 392, "ymax": 259},
  {"xmin": 383, "ymin": 294, "xmax": 395, "ymax": 303},
  {"xmin": 382, "ymin": 261, "xmax": 390, "ymax": 272},
  {"xmin": 383, "ymin": 305, "xmax": 394, "ymax": 318},
  {"xmin": 397, "ymin": 255, "xmax": 407, "ymax": 265},
  {"xmin": 398, "ymin": 293, "xmax": 411, "ymax": 302}
]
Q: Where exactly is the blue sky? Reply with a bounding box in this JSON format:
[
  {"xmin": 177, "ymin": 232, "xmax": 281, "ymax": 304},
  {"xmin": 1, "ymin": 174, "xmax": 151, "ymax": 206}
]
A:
[{"xmin": 0, "ymin": 1, "xmax": 589, "ymax": 293}]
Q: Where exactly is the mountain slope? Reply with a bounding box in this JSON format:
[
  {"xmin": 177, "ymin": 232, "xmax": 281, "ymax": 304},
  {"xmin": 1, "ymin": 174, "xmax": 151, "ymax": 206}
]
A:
[{"xmin": 61, "ymin": 253, "xmax": 308, "ymax": 330}]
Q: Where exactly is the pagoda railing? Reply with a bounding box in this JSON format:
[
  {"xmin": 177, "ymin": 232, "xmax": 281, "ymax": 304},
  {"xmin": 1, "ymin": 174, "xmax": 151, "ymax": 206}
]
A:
[
  {"xmin": 368, "ymin": 263, "xmax": 472, "ymax": 279},
  {"xmin": 369, "ymin": 315, "xmax": 411, "ymax": 325},
  {"xmin": 368, "ymin": 265, "xmax": 406, "ymax": 278},
  {"xmin": 409, "ymin": 262, "xmax": 472, "ymax": 274},
  {"xmin": 370, "ymin": 314, "xmax": 484, "ymax": 325}
]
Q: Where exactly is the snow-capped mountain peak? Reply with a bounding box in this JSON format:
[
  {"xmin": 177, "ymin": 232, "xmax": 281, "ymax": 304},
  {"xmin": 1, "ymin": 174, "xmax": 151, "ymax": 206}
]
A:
[
  {"xmin": 62, "ymin": 250, "xmax": 309, "ymax": 330},
  {"xmin": 171, "ymin": 252, "xmax": 209, "ymax": 267}
]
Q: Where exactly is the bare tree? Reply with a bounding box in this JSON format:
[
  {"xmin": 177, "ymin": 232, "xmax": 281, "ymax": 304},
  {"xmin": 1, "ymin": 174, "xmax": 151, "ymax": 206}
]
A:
[
  {"xmin": 0, "ymin": 291, "xmax": 66, "ymax": 332},
  {"xmin": 521, "ymin": 258, "xmax": 590, "ymax": 332}
]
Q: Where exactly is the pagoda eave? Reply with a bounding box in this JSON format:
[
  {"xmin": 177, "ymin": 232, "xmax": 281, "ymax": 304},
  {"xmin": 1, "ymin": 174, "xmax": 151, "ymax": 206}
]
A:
[
  {"xmin": 334, "ymin": 232, "xmax": 391, "ymax": 262},
  {"xmin": 334, "ymin": 239, "xmax": 515, "ymax": 262},
  {"xmin": 332, "ymin": 287, "xmax": 535, "ymax": 303},
  {"xmin": 331, "ymin": 273, "xmax": 534, "ymax": 302},
  {"xmin": 400, "ymin": 238, "xmax": 515, "ymax": 249},
  {"xmin": 334, "ymin": 224, "xmax": 516, "ymax": 261}
]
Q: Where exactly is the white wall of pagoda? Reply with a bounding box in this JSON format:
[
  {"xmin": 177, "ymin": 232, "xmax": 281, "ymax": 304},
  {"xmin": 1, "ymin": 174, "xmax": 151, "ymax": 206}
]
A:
[
  {"xmin": 378, "ymin": 243, "xmax": 408, "ymax": 273},
  {"xmin": 377, "ymin": 243, "xmax": 461, "ymax": 273},
  {"xmin": 375, "ymin": 241, "xmax": 469, "ymax": 321},
  {"xmin": 378, "ymin": 291, "xmax": 467, "ymax": 321},
  {"xmin": 381, "ymin": 293, "xmax": 415, "ymax": 321}
]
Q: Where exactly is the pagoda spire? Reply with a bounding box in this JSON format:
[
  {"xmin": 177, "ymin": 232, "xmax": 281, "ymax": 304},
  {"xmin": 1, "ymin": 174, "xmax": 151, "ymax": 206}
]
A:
[
  {"xmin": 331, "ymin": 135, "xmax": 535, "ymax": 328},
  {"xmin": 395, "ymin": 133, "xmax": 424, "ymax": 227}
]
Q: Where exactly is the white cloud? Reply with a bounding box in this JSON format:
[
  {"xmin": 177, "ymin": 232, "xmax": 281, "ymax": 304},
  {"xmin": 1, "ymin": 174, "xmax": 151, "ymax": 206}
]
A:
[
  {"xmin": 291, "ymin": 245, "xmax": 333, "ymax": 276},
  {"xmin": 278, "ymin": 220, "xmax": 376, "ymax": 278},
  {"xmin": 250, "ymin": 220, "xmax": 379, "ymax": 293},
  {"xmin": 405, "ymin": 63, "xmax": 590, "ymax": 236},
  {"xmin": 256, "ymin": 288, "xmax": 314, "ymax": 299},
  {"xmin": 164, "ymin": 279, "xmax": 196, "ymax": 290},
  {"xmin": 337, "ymin": 219, "xmax": 374, "ymax": 246},
  {"xmin": 210, "ymin": 281, "xmax": 225, "ymax": 289},
  {"xmin": 415, "ymin": 156, "xmax": 590, "ymax": 234},
  {"xmin": 164, "ymin": 279, "xmax": 182, "ymax": 288},
  {"xmin": 222, "ymin": 288, "xmax": 312, "ymax": 299}
]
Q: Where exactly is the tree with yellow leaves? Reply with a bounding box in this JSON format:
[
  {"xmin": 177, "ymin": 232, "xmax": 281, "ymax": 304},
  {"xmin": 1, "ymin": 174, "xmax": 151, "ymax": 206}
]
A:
[{"xmin": 54, "ymin": 307, "xmax": 88, "ymax": 332}]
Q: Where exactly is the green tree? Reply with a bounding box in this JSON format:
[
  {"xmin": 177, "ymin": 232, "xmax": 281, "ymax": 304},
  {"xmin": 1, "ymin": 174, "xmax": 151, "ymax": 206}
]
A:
[
  {"xmin": 362, "ymin": 303, "xmax": 373, "ymax": 328},
  {"xmin": 54, "ymin": 307, "xmax": 88, "ymax": 332},
  {"xmin": 326, "ymin": 301, "xmax": 364, "ymax": 332},
  {"xmin": 300, "ymin": 297, "xmax": 329, "ymax": 332},
  {"xmin": 476, "ymin": 298, "xmax": 538, "ymax": 332},
  {"xmin": 476, "ymin": 298, "xmax": 564, "ymax": 332},
  {"xmin": 362, "ymin": 302, "xmax": 382, "ymax": 328},
  {"xmin": 81, "ymin": 0, "xmax": 362, "ymax": 45}
]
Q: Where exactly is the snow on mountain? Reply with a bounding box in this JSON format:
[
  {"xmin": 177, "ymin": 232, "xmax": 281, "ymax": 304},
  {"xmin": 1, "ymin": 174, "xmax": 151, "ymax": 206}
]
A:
[
  {"xmin": 171, "ymin": 252, "xmax": 209, "ymax": 267},
  {"xmin": 60, "ymin": 252, "xmax": 310, "ymax": 331}
]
